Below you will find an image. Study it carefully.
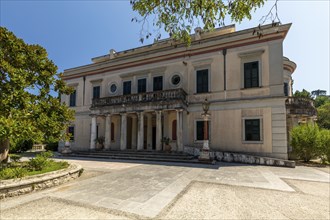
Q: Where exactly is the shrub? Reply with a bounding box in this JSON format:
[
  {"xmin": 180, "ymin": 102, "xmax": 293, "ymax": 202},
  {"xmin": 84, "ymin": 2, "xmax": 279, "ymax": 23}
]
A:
[
  {"xmin": 290, "ymin": 124, "xmax": 320, "ymax": 162},
  {"xmin": 45, "ymin": 142, "xmax": 59, "ymax": 152},
  {"xmin": 0, "ymin": 167, "xmax": 28, "ymax": 179},
  {"xmin": 11, "ymin": 139, "xmax": 34, "ymax": 153},
  {"xmin": 28, "ymin": 151, "xmax": 54, "ymax": 171},
  {"xmin": 319, "ymin": 129, "xmax": 330, "ymax": 163},
  {"xmin": 9, "ymin": 154, "xmax": 22, "ymax": 163}
]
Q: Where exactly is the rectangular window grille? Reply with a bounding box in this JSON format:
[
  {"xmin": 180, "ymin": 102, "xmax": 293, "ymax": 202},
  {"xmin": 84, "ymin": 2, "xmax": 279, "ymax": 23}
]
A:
[
  {"xmin": 244, "ymin": 61, "xmax": 259, "ymax": 88},
  {"xmin": 196, "ymin": 69, "xmax": 209, "ymax": 93},
  {"xmin": 245, "ymin": 119, "xmax": 260, "ymax": 141},
  {"xmin": 93, "ymin": 86, "xmax": 100, "ymax": 99},
  {"xmin": 123, "ymin": 81, "xmax": 131, "ymax": 95},
  {"xmin": 69, "ymin": 90, "xmax": 76, "ymax": 107},
  {"xmin": 138, "ymin": 78, "xmax": 147, "ymax": 93},
  {"xmin": 284, "ymin": 82, "xmax": 289, "ymax": 96},
  {"xmin": 68, "ymin": 126, "xmax": 74, "ymax": 141},
  {"xmin": 153, "ymin": 76, "xmax": 163, "ymax": 91}
]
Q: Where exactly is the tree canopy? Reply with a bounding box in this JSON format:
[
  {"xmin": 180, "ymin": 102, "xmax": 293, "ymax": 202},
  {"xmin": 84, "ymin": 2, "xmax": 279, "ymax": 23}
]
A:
[
  {"xmin": 0, "ymin": 27, "xmax": 74, "ymax": 161},
  {"xmin": 130, "ymin": 0, "xmax": 278, "ymax": 45}
]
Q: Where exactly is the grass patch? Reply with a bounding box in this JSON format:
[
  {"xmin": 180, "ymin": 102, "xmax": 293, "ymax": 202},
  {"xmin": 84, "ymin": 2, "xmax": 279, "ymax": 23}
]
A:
[{"xmin": 0, "ymin": 151, "xmax": 69, "ymax": 180}]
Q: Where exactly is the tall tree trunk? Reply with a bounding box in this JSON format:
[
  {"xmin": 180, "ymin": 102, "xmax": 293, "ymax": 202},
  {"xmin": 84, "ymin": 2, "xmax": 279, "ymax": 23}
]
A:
[{"xmin": 0, "ymin": 138, "xmax": 10, "ymax": 163}]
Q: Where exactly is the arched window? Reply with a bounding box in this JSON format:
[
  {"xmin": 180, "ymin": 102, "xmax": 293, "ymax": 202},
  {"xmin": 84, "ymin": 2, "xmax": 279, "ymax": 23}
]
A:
[
  {"xmin": 111, "ymin": 122, "xmax": 115, "ymax": 141},
  {"xmin": 172, "ymin": 120, "xmax": 177, "ymax": 140}
]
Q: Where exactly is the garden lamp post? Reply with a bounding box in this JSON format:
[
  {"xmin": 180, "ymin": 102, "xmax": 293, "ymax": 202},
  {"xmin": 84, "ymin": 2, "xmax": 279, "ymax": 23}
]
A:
[{"xmin": 199, "ymin": 98, "xmax": 211, "ymax": 161}]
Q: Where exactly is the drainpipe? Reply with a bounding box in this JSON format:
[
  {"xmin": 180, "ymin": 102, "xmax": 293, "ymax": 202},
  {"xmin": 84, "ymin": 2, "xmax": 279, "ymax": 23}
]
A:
[
  {"xmin": 83, "ymin": 76, "xmax": 86, "ymax": 106},
  {"xmin": 222, "ymin": 49, "xmax": 227, "ymax": 100}
]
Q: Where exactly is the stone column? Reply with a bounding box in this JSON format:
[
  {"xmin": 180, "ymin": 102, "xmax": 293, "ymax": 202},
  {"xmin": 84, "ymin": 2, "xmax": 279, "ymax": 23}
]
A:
[
  {"xmin": 131, "ymin": 115, "xmax": 137, "ymax": 150},
  {"xmin": 176, "ymin": 110, "xmax": 183, "ymax": 152},
  {"xmin": 104, "ymin": 114, "xmax": 111, "ymax": 150},
  {"xmin": 147, "ymin": 113, "xmax": 153, "ymax": 150},
  {"xmin": 90, "ymin": 114, "xmax": 97, "ymax": 150},
  {"xmin": 156, "ymin": 110, "xmax": 162, "ymax": 151},
  {"xmin": 120, "ymin": 113, "xmax": 127, "ymax": 150},
  {"xmin": 137, "ymin": 112, "xmax": 144, "ymax": 150}
]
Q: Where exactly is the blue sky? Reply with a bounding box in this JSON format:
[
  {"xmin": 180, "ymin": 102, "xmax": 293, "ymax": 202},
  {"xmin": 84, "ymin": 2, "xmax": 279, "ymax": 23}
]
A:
[{"xmin": 1, "ymin": 0, "xmax": 329, "ymax": 94}]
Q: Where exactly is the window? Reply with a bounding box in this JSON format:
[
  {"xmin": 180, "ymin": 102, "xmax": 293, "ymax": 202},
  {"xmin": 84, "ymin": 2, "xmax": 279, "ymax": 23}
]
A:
[
  {"xmin": 171, "ymin": 74, "xmax": 181, "ymax": 86},
  {"xmin": 153, "ymin": 76, "xmax": 163, "ymax": 91},
  {"xmin": 109, "ymin": 83, "xmax": 117, "ymax": 94},
  {"xmin": 69, "ymin": 90, "xmax": 76, "ymax": 107},
  {"xmin": 68, "ymin": 126, "xmax": 74, "ymax": 141},
  {"xmin": 244, "ymin": 61, "xmax": 259, "ymax": 88},
  {"xmin": 284, "ymin": 82, "xmax": 289, "ymax": 96},
  {"xmin": 111, "ymin": 122, "xmax": 115, "ymax": 141},
  {"xmin": 196, "ymin": 120, "xmax": 209, "ymax": 141},
  {"xmin": 196, "ymin": 69, "xmax": 209, "ymax": 93},
  {"xmin": 123, "ymin": 81, "xmax": 131, "ymax": 95},
  {"xmin": 138, "ymin": 78, "xmax": 147, "ymax": 93},
  {"xmin": 93, "ymin": 86, "xmax": 100, "ymax": 99},
  {"xmin": 172, "ymin": 120, "xmax": 177, "ymax": 140},
  {"xmin": 244, "ymin": 119, "xmax": 261, "ymax": 141}
]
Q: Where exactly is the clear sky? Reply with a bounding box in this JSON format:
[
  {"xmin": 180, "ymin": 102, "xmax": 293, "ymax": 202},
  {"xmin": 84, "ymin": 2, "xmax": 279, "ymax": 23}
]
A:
[{"xmin": 1, "ymin": 0, "xmax": 329, "ymax": 94}]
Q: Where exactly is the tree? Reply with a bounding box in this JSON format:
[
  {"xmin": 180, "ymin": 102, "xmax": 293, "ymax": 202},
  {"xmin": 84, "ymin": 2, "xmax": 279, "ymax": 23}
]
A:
[
  {"xmin": 293, "ymin": 89, "xmax": 312, "ymax": 99},
  {"xmin": 311, "ymin": 89, "xmax": 327, "ymax": 98},
  {"xmin": 0, "ymin": 27, "xmax": 74, "ymax": 162},
  {"xmin": 290, "ymin": 123, "xmax": 320, "ymax": 162},
  {"xmin": 317, "ymin": 102, "xmax": 330, "ymax": 130},
  {"xmin": 314, "ymin": 95, "xmax": 330, "ymax": 108},
  {"xmin": 130, "ymin": 0, "xmax": 280, "ymax": 45}
]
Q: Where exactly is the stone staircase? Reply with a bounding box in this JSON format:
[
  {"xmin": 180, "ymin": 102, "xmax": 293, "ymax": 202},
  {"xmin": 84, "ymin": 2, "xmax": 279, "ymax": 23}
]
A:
[{"xmin": 68, "ymin": 150, "xmax": 198, "ymax": 163}]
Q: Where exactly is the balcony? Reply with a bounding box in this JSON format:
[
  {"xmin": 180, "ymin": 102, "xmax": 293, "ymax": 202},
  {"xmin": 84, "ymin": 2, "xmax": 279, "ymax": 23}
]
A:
[
  {"xmin": 91, "ymin": 88, "xmax": 188, "ymax": 111},
  {"xmin": 286, "ymin": 97, "xmax": 317, "ymax": 116}
]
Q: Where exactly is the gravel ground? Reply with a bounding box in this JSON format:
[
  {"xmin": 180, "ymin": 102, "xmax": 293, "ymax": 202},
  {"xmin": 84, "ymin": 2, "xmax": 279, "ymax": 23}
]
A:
[
  {"xmin": 0, "ymin": 197, "xmax": 134, "ymax": 220},
  {"xmin": 158, "ymin": 180, "xmax": 330, "ymax": 220}
]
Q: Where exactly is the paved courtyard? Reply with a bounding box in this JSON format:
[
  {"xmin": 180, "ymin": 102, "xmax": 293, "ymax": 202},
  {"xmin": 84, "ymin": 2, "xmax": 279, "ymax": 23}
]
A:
[{"xmin": 1, "ymin": 157, "xmax": 329, "ymax": 219}]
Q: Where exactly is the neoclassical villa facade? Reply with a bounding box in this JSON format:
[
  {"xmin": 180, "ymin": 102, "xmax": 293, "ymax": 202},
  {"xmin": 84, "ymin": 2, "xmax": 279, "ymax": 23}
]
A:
[{"xmin": 61, "ymin": 23, "xmax": 316, "ymax": 160}]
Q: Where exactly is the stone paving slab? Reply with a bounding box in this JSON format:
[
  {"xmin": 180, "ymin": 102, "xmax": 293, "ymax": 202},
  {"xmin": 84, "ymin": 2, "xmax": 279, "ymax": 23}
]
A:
[{"xmin": 1, "ymin": 158, "xmax": 329, "ymax": 219}]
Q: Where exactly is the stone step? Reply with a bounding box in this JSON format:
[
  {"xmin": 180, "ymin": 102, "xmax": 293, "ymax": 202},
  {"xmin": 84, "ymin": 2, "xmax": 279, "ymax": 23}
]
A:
[
  {"xmin": 67, "ymin": 153, "xmax": 200, "ymax": 164},
  {"xmin": 73, "ymin": 151, "xmax": 194, "ymax": 160},
  {"xmin": 75, "ymin": 150, "xmax": 192, "ymax": 157}
]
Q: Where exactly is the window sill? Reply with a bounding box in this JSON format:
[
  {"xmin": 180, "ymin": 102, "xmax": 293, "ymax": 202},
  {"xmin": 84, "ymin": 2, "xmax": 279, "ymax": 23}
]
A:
[
  {"xmin": 193, "ymin": 92, "xmax": 211, "ymax": 95},
  {"xmin": 242, "ymin": 140, "xmax": 263, "ymax": 144},
  {"xmin": 240, "ymin": 86, "xmax": 262, "ymax": 90}
]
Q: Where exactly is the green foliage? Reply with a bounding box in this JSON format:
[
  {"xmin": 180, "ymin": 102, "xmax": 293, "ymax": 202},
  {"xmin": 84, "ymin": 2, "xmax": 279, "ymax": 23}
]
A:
[
  {"xmin": 290, "ymin": 124, "xmax": 320, "ymax": 162},
  {"xmin": 317, "ymin": 102, "xmax": 330, "ymax": 130},
  {"xmin": 10, "ymin": 139, "xmax": 34, "ymax": 153},
  {"xmin": 315, "ymin": 95, "xmax": 330, "ymax": 108},
  {"xmin": 9, "ymin": 153, "xmax": 22, "ymax": 163},
  {"xmin": 0, "ymin": 166, "xmax": 27, "ymax": 180},
  {"xmin": 293, "ymin": 89, "xmax": 312, "ymax": 99},
  {"xmin": 0, "ymin": 27, "xmax": 74, "ymax": 161},
  {"xmin": 318, "ymin": 129, "xmax": 330, "ymax": 163},
  {"xmin": 45, "ymin": 142, "xmax": 59, "ymax": 152},
  {"xmin": 130, "ymin": 0, "xmax": 265, "ymax": 45},
  {"xmin": 28, "ymin": 151, "xmax": 54, "ymax": 171}
]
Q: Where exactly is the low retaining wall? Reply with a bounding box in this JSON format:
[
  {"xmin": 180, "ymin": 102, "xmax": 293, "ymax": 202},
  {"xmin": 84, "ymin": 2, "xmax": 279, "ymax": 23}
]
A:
[
  {"xmin": 0, "ymin": 163, "xmax": 83, "ymax": 200},
  {"xmin": 184, "ymin": 146, "xmax": 295, "ymax": 168}
]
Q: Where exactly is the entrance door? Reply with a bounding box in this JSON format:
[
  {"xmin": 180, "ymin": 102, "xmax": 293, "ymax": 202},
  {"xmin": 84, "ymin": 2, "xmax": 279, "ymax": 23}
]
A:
[{"xmin": 152, "ymin": 127, "xmax": 156, "ymax": 150}]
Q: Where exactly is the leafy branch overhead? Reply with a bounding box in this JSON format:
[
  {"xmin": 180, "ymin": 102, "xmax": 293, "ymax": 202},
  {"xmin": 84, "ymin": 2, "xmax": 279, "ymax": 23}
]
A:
[
  {"xmin": 0, "ymin": 27, "xmax": 74, "ymax": 162},
  {"xmin": 131, "ymin": 0, "xmax": 277, "ymax": 45}
]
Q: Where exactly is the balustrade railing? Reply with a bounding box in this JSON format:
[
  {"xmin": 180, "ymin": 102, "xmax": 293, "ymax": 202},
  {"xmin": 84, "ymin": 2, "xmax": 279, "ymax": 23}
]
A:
[
  {"xmin": 286, "ymin": 97, "xmax": 317, "ymax": 116},
  {"xmin": 92, "ymin": 88, "xmax": 187, "ymax": 108}
]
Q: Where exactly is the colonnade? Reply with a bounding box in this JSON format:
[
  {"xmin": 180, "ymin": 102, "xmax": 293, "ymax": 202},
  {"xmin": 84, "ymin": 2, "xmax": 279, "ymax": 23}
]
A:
[{"xmin": 90, "ymin": 110, "xmax": 183, "ymax": 151}]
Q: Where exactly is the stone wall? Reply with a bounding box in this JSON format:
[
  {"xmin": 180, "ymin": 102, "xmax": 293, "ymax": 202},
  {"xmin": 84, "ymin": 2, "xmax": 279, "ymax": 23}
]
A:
[
  {"xmin": 183, "ymin": 146, "xmax": 295, "ymax": 168},
  {"xmin": 0, "ymin": 163, "xmax": 83, "ymax": 200}
]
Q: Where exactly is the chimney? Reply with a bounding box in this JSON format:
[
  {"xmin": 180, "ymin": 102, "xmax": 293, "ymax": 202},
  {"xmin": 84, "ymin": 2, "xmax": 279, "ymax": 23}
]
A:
[
  {"xmin": 109, "ymin": 49, "xmax": 116, "ymax": 59},
  {"xmin": 194, "ymin": 27, "xmax": 202, "ymax": 40}
]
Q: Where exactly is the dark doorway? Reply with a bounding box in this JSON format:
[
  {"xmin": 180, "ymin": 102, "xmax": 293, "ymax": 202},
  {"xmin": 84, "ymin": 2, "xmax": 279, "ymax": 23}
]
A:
[{"xmin": 152, "ymin": 127, "xmax": 156, "ymax": 150}]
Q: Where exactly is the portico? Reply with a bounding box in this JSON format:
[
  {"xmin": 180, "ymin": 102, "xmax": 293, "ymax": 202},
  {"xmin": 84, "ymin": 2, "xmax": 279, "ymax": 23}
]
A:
[
  {"xmin": 88, "ymin": 88, "xmax": 187, "ymax": 152},
  {"xmin": 89, "ymin": 109, "xmax": 184, "ymax": 152}
]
